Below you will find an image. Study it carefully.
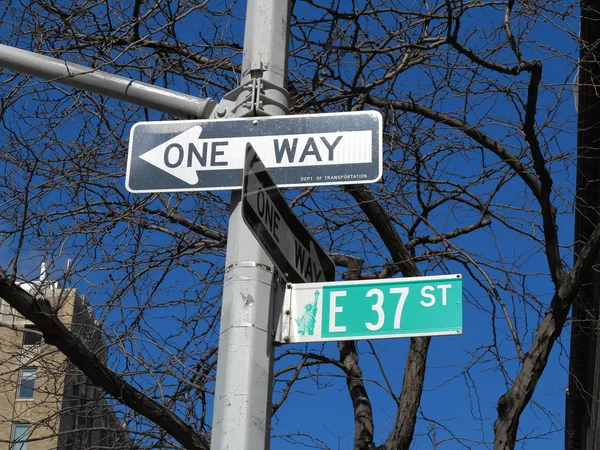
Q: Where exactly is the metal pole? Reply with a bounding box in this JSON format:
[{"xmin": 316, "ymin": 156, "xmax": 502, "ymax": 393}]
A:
[
  {"xmin": 210, "ymin": 0, "xmax": 292, "ymax": 449},
  {"xmin": 240, "ymin": 0, "xmax": 291, "ymax": 87},
  {"xmin": 0, "ymin": 44, "xmax": 216, "ymax": 119}
]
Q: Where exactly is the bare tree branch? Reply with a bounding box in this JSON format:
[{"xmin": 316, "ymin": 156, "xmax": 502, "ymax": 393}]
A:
[
  {"xmin": 344, "ymin": 184, "xmax": 427, "ymax": 450},
  {"xmin": 493, "ymin": 220, "xmax": 600, "ymax": 447},
  {"xmin": 0, "ymin": 277, "xmax": 210, "ymax": 450}
]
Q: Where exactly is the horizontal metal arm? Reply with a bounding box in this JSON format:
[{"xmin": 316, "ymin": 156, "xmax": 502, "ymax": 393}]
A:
[{"xmin": 0, "ymin": 44, "xmax": 216, "ymax": 119}]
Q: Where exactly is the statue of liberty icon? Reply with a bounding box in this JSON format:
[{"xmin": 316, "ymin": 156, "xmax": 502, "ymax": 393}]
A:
[{"xmin": 295, "ymin": 290, "xmax": 319, "ymax": 336}]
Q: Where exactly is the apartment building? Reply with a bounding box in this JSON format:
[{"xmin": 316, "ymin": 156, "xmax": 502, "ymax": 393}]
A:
[{"xmin": 0, "ymin": 277, "xmax": 129, "ymax": 449}]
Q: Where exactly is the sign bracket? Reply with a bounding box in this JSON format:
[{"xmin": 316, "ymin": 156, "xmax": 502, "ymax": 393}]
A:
[
  {"xmin": 211, "ymin": 76, "xmax": 292, "ymax": 119},
  {"xmin": 276, "ymin": 284, "xmax": 293, "ymax": 343}
]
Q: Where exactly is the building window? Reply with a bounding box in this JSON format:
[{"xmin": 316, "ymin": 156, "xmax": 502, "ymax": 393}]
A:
[
  {"xmin": 22, "ymin": 325, "xmax": 42, "ymax": 346},
  {"xmin": 17, "ymin": 369, "xmax": 36, "ymax": 399},
  {"xmin": 10, "ymin": 423, "xmax": 29, "ymax": 450}
]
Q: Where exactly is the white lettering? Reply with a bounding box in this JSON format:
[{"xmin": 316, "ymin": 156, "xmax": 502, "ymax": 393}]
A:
[
  {"xmin": 391, "ymin": 287, "xmax": 409, "ymax": 329},
  {"xmin": 420, "ymin": 285, "xmax": 436, "ymax": 307},
  {"xmin": 329, "ymin": 291, "xmax": 346, "ymax": 332},
  {"xmin": 437, "ymin": 284, "xmax": 451, "ymax": 306},
  {"xmin": 365, "ymin": 288, "xmax": 384, "ymax": 331}
]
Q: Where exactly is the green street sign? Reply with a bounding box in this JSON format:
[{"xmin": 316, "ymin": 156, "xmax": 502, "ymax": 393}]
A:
[{"xmin": 277, "ymin": 274, "xmax": 462, "ymax": 343}]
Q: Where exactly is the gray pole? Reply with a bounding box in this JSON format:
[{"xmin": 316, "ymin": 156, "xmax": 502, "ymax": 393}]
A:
[
  {"xmin": 0, "ymin": 44, "xmax": 216, "ymax": 119},
  {"xmin": 240, "ymin": 0, "xmax": 290, "ymax": 87},
  {"xmin": 210, "ymin": 0, "xmax": 292, "ymax": 449}
]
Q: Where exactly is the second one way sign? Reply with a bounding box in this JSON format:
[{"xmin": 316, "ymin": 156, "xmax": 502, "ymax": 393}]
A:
[{"xmin": 242, "ymin": 144, "xmax": 335, "ymax": 284}]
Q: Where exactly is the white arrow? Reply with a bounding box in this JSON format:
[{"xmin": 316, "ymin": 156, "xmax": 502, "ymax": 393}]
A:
[
  {"xmin": 138, "ymin": 127, "xmax": 372, "ymax": 186},
  {"xmin": 139, "ymin": 126, "xmax": 205, "ymax": 185}
]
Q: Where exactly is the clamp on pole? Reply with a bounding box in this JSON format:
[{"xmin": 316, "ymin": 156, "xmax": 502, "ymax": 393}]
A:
[{"xmin": 211, "ymin": 75, "xmax": 291, "ymax": 119}]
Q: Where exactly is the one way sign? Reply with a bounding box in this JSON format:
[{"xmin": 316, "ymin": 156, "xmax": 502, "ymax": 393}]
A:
[
  {"xmin": 126, "ymin": 111, "xmax": 382, "ymax": 192},
  {"xmin": 242, "ymin": 144, "xmax": 335, "ymax": 284}
]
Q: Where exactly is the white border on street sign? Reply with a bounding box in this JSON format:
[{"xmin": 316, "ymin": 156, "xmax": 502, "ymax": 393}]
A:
[{"xmin": 276, "ymin": 274, "xmax": 463, "ymax": 343}]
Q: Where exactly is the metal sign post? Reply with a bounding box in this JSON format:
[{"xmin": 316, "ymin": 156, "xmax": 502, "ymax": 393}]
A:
[{"xmin": 210, "ymin": 1, "xmax": 293, "ymax": 450}]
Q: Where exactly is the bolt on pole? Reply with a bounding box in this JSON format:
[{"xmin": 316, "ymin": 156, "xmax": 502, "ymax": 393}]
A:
[{"xmin": 210, "ymin": 0, "xmax": 292, "ymax": 449}]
